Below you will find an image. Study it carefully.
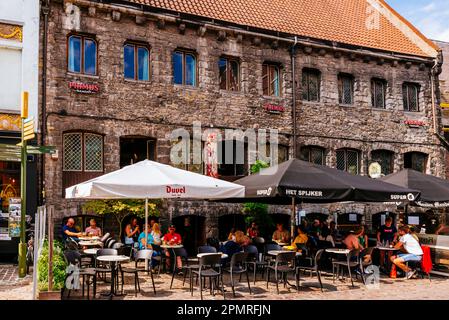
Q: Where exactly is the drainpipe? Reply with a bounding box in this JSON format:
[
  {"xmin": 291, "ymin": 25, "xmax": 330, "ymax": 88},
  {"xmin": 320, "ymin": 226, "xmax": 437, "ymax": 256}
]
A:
[
  {"xmin": 40, "ymin": 0, "xmax": 50, "ymax": 205},
  {"xmin": 291, "ymin": 36, "xmax": 298, "ymax": 158}
]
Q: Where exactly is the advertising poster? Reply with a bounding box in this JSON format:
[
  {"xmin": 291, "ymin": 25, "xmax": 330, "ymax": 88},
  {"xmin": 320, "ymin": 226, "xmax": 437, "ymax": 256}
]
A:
[
  {"xmin": 8, "ymin": 197, "xmax": 21, "ymax": 237},
  {"xmin": 204, "ymin": 131, "xmax": 218, "ymax": 178}
]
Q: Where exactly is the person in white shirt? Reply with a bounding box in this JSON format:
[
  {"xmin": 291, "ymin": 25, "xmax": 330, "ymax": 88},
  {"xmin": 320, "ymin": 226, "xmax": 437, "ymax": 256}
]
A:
[{"xmin": 391, "ymin": 225, "xmax": 423, "ymax": 279}]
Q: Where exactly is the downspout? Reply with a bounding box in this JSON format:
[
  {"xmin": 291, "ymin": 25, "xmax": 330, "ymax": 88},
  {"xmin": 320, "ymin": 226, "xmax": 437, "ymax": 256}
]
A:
[
  {"xmin": 40, "ymin": 0, "xmax": 50, "ymax": 205},
  {"xmin": 291, "ymin": 35, "xmax": 298, "ymax": 158}
]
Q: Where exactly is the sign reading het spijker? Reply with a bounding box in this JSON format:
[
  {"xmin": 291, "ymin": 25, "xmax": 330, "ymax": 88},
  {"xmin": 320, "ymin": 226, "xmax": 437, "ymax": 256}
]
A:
[
  {"xmin": 69, "ymin": 81, "xmax": 99, "ymax": 94},
  {"xmin": 404, "ymin": 119, "xmax": 426, "ymax": 127}
]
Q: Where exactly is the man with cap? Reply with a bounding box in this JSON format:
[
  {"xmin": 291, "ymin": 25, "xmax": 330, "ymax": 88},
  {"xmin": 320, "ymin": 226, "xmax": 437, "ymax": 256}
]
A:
[{"xmin": 162, "ymin": 225, "xmax": 183, "ymax": 274}]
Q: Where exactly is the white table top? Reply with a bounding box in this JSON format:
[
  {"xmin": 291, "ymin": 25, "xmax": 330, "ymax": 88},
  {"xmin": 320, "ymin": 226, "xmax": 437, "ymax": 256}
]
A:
[
  {"xmin": 79, "ymin": 236, "xmax": 100, "ymax": 241},
  {"xmin": 267, "ymin": 250, "xmax": 301, "ymax": 256},
  {"xmin": 79, "ymin": 241, "xmax": 102, "ymax": 246},
  {"xmin": 273, "ymin": 242, "xmax": 289, "ymax": 246},
  {"xmin": 96, "ymin": 255, "xmax": 130, "ymax": 263},
  {"xmin": 376, "ymin": 246, "xmax": 398, "ymax": 251},
  {"xmin": 325, "ymin": 248, "xmax": 350, "ymax": 254},
  {"xmin": 197, "ymin": 252, "xmax": 228, "ymax": 259},
  {"xmin": 160, "ymin": 244, "xmax": 183, "ymax": 249},
  {"xmin": 83, "ymin": 248, "xmax": 99, "ymax": 255}
]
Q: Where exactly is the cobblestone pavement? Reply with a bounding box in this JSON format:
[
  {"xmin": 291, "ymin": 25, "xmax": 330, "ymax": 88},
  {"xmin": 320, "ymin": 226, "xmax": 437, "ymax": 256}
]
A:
[
  {"xmin": 2, "ymin": 263, "xmax": 448, "ymax": 300},
  {"xmin": 0, "ymin": 264, "xmax": 33, "ymax": 300}
]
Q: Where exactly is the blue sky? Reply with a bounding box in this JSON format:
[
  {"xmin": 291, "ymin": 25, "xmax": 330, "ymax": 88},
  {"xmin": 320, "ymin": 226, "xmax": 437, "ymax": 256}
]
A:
[{"xmin": 386, "ymin": 0, "xmax": 449, "ymax": 42}]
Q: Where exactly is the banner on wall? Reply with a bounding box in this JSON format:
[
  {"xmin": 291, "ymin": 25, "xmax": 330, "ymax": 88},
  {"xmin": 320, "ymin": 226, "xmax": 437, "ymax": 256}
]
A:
[{"xmin": 204, "ymin": 131, "xmax": 219, "ymax": 178}]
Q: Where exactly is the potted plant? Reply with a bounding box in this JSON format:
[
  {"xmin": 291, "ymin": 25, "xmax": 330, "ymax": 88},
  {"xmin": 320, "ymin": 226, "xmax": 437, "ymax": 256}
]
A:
[
  {"xmin": 242, "ymin": 160, "xmax": 274, "ymax": 239},
  {"xmin": 37, "ymin": 239, "xmax": 67, "ymax": 300}
]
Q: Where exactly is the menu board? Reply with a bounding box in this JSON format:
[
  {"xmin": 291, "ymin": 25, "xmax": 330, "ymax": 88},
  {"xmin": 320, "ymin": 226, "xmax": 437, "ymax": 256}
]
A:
[
  {"xmin": 349, "ymin": 213, "xmax": 358, "ymax": 222},
  {"xmin": 8, "ymin": 198, "xmax": 21, "ymax": 237},
  {"xmin": 408, "ymin": 216, "xmax": 420, "ymax": 225}
]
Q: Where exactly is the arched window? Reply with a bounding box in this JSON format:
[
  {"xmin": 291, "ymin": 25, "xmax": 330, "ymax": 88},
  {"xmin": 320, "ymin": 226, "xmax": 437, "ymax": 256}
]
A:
[
  {"xmin": 173, "ymin": 50, "xmax": 197, "ymax": 86},
  {"xmin": 124, "ymin": 43, "xmax": 150, "ymax": 81},
  {"xmin": 404, "ymin": 152, "xmax": 428, "ymax": 172},
  {"xmin": 371, "ymin": 150, "xmax": 394, "ymax": 175},
  {"xmin": 300, "ymin": 146, "xmax": 325, "ymax": 165},
  {"xmin": 68, "ymin": 35, "xmax": 97, "ymax": 75},
  {"xmin": 336, "ymin": 148, "xmax": 360, "ymax": 174}
]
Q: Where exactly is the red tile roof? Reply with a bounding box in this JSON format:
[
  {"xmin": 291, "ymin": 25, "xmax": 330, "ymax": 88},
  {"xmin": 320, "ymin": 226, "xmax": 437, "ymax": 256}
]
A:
[{"xmin": 125, "ymin": 0, "xmax": 438, "ymax": 58}]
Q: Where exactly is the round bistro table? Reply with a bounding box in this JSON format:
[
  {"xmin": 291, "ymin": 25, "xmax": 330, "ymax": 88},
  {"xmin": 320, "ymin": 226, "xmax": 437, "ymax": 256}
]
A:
[{"xmin": 96, "ymin": 255, "xmax": 130, "ymax": 298}]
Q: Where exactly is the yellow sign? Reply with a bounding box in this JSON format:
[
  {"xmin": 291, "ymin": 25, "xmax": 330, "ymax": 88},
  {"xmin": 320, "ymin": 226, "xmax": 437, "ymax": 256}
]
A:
[
  {"xmin": 21, "ymin": 92, "xmax": 28, "ymax": 119},
  {"xmin": 441, "ymin": 103, "xmax": 449, "ymax": 109}
]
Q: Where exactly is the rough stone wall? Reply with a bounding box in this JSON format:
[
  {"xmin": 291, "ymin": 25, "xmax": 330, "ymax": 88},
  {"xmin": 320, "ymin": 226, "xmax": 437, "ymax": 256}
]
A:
[{"xmin": 43, "ymin": 1, "xmax": 445, "ymax": 238}]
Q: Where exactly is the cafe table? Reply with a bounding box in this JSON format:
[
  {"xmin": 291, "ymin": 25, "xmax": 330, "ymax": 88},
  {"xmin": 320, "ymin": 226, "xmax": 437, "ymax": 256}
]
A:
[
  {"xmin": 376, "ymin": 246, "xmax": 399, "ymax": 275},
  {"xmin": 83, "ymin": 248, "xmax": 99, "ymax": 255},
  {"xmin": 78, "ymin": 236, "xmax": 100, "ymax": 241},
  {"xmin": 79, "ymin": 240, "xmax": 103, "ymax": 247},
  {"xmin": 325, "ymin": 248, "xmax": 350, "ymax": 255},
  {"xmin": 161, "ymin": 244, "xmax": 184, "ymax": 273},
  {"xmin": 96, "ymin": 255, "xmax": 129, "ymax": 298},
  {"xmin": 197, "ymin": 252, "xmax": 229, "ymax": 259}
]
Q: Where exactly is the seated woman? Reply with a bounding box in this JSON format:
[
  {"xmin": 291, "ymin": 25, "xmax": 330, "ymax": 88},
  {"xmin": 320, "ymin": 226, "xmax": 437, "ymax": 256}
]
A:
[
  {"xmin": 292, "ymin": 225, "xmax": 308, "ymax": 250},
  {"xmin": 220, "ymin": 231, "xmax": 249, "ymax": 264}
]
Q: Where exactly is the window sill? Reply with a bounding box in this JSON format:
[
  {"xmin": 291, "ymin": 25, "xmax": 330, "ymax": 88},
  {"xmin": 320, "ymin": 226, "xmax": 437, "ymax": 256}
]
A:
[
  {"xmin": 403, "ymin": 110, "xmax": 423, "ymax": 114},
  {"xmin": 173, "ymin": 84, "xmax": 199, "ymax": 90},
  {"xmin": 219, "ymin": 89, "xmax": 244, "ymax": 95},
  {"xmin": 262, "ymin": 95, "xmax": 284, "ymax": 100},
  {"xmin": 66, "ymin": 72, "xmax": 100, "ymax": 80},
  {"xmin": 124, "ymin": 78, "xmax": 152, "ymax": 85}
]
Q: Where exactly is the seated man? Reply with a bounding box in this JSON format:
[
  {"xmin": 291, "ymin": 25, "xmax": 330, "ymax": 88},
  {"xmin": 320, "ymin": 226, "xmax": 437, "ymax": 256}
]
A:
[
  {"xmin": 272, "ymin": 223, "xmax": 290, "ymax": 243},
  {"xmin": 85, "ymin": 218, "xmax": 102, "ymax": 237},
  {"xmin": 391, "ymin": 225, "xmax": 423, "ymax": 279},
  {"xmin": 138, "ymin": 224, "xmax": 154, "ymax": 250},
  {"xmin": 162, "ymin": 225, "xmax": 183, "ymax": 275},
  {"xmin": 62, "ymin": 218, "xmax": 82, "ymax": 242}
]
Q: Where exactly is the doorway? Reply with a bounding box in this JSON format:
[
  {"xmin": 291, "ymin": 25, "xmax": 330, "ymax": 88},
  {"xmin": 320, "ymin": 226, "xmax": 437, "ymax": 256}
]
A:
[
  {"xmin": 172, "ymin": 215, "xmax": 206, "ymax": 255},
  {"xmin": 120, "ymin": 136, "xmax": 156, "ymax": 168},
  {"xmin": 218, "ymin": 214, "xmax": 246, "ymax": 241}
]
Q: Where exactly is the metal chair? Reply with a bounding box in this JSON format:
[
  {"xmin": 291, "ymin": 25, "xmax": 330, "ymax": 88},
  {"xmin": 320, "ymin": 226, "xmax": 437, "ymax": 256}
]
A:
[
  {"xmin": 93, "ymin": 248, "xmax": 118, "ymax": 297},
  {"xmin": 104, "ymin": 238, "xmax": 114, "ymax": 248},
  {"xmin": 151, "ymin": 244, "xmax": 166, "ymax": 275},
  {"xmin": 244, "ymin": 245, "xmax": 268, "ymax": 284},
  {"xmin": 170, "ymin": 247, "xmax": 199, "ymax": 289},
  {"xmin": 296, "ymin": 249, "xmax": 325, "ymax": 292},
  {"xmin": 62, "ymin": 250, "xmax": 96, "ymax": 299},
  {"xmin": 224, "ymin": 252, "xmax": 251, "ymax": 297},
  {"xmin": 112, "ymin": 242, "xmax": 124, "ymax": 250},
  {"xmin": 100, "ymin": 232, "xmax": 111, "ymax": 243},
  {"xmin": 332, "ymin": 249, "xmax": 360, "ymax": 287},
  {"xmin": 191, "ymin": 253, "xmax": 225, "ymax": 300},
  {"xmin": 107, "ymin": 239, "xmax": 117, "ymax": 248},
  {"xmin": 266, "ymin": 251, "xmax": 297, "ymax": 294},
  {"xmin": 263, "ymin": 243, "xmax": 282, "ymax": 265},
  {"xmin": 198, "ymin": 245, "xmax": 217, "ymax": 254},
  {"xmin": 359, "ymin": 247, "xmax": 375, "ymax": 282},
  {"xmin": 119, "ymin": 249, "xmax": 156, "ymax": 296}
]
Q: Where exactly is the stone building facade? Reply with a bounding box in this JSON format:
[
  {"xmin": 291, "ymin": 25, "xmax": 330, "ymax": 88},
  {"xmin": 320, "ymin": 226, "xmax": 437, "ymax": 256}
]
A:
[{"xmin": 41, "ymin": 0, "xmax": 445, "ymax": 246}]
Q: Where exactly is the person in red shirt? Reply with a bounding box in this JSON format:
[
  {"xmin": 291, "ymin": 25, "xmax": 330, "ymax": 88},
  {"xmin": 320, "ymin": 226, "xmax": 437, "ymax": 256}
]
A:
[
  {"xmin": 162, "ymin": 225, "xmax": 183, "ymax": 274},
  {"xmin": 246, "ymin": 222, "xmax": 259, "ymax": 239}
]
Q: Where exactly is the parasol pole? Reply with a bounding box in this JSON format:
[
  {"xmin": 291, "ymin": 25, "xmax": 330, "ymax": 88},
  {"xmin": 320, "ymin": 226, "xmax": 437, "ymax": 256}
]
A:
[
  {"xmin": 145, "ymin": 198, "xmax": 148, "ymax": 271},
  {"xmin": 291, "ymin": 197, "xmax": 296, "ymax": 241}
]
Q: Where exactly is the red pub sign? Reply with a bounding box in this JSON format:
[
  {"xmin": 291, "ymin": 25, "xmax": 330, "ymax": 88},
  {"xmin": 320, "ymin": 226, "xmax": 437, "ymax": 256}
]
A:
[
  {"xmin": 404, "ymin": 119, "xmax": 426, "ymax": 127},
  {"xmin": 68, "ymin": 81, "xmax": 99, "ymax": 94},
  {"xmin": 264, "ymin": 103, "xmax": 285, "ymax": 114}
]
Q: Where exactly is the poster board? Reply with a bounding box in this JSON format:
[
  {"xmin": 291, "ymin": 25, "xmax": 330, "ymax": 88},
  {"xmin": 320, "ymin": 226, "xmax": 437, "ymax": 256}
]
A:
[
  {"xmin": 349, "ymin": 213, "xmax": 358, "ymax": 222},
  {"xmin": 8, "ymin": 197, "xmax": 21, "ymax": 237},
  {"xmin": 408, "ymin": 216, "xmax": 420, "ymax": 225}
]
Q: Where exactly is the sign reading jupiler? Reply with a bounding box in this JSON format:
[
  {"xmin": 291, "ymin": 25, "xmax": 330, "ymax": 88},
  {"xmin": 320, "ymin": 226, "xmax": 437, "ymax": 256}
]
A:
[{"xmin": 285, "ymin": 189, "xmax": 324, "ymax": 197}]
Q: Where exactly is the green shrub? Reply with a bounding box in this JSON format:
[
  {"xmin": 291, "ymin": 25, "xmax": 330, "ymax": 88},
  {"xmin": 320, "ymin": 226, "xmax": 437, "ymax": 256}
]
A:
[{"xmin": 37, "ymin": 239, "xmax": 67, "ymax": 291}]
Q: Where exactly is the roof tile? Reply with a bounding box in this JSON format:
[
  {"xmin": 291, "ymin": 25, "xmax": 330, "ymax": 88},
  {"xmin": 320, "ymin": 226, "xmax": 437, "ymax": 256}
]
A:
[{"xmin": 126, "ymin": 0, "xmax": 437, "ymax": 57}]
